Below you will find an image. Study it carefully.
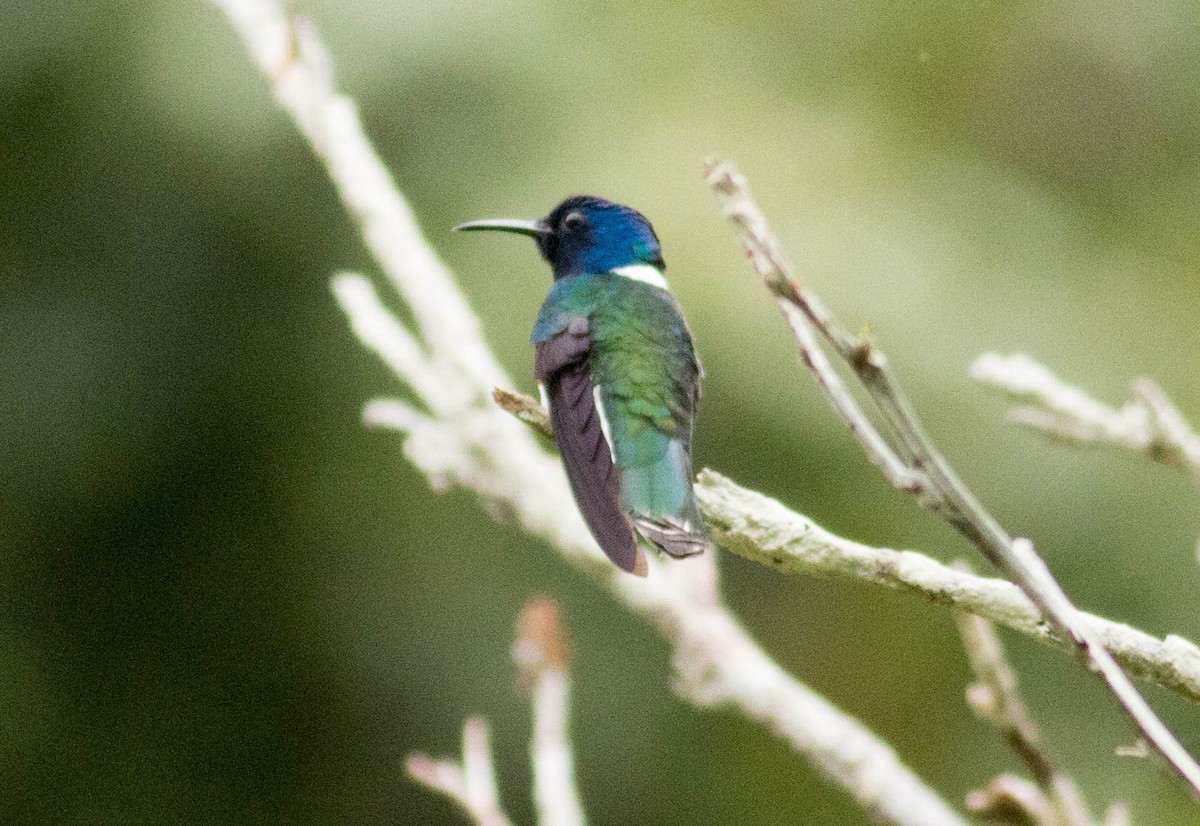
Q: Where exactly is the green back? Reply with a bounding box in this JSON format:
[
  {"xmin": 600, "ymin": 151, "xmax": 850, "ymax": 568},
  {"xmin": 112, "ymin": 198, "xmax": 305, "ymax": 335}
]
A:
[{"xmin": 533, "ymin": 274, "xmax": 702, "ymax": 521}]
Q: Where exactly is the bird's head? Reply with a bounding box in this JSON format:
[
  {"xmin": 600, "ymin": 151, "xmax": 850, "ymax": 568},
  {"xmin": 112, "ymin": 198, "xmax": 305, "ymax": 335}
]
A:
[{"xmin": 455, "ymin": 195, "xmax": 664, "ymax": 279}]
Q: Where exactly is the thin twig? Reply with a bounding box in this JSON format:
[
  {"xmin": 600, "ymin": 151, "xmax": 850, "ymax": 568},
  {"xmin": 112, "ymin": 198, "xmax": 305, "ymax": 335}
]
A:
[
  {"xmin": 965, "ymin": 775, "xmax": 1057, "ymax": 825},
  {"xmin": 211, "ymin": 3, "xmax": 968, "ymax": 823},
  {"xmin": 494, "ymin": 387, "xmax": 554, "ymax": 439},
  {"xmin": 514, "ymin": 599, "xmax": 588, "ymax": 826},
  {"xmin": 953, "ymin": 568, "xmax": 1100, "ymax": 826},
  {"xmin": 704, "ymin": 158, "xmax": 1200, "ymax": 796},
  {"xmin": 1133, "ymin": 379, "xmax": 1200, "ymax": 482},
  {"xmin": 971, "ymin": 353, "xmax": 1200, "ymax": 484},
  {"xmin": 406, "ymin": 718, "xmax": 514, "ymax": 826}
]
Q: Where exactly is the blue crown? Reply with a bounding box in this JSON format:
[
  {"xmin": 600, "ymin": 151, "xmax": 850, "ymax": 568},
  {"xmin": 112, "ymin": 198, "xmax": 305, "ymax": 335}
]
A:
[{"xmin": 537, "ymin": 196, "xmax": 665, "ymax": 278}]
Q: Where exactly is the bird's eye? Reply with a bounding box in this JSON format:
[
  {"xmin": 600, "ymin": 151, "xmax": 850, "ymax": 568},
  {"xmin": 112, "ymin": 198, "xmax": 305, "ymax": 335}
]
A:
[{"xmin": 562, "ymin": 211, "xmax": 586, "ymax": 230}]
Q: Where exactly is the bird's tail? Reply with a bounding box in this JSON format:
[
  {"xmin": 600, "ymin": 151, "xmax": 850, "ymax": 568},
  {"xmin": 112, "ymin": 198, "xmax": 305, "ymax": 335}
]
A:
[
  {"xmin": 634, "ymin": 514, "xmax": 710, "ymax": 558},
  {"xmin": 623, "ymin": 439, "xmax": 712, "ymax": 559}
]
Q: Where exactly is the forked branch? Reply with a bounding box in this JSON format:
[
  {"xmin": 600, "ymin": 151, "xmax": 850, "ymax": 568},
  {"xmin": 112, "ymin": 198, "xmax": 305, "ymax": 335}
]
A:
[
  {"xmin": 954, "ymin": 588, "xmax": 1099, "ymax": 825},
  {"xmin": 703, "ymin": 158, "xmax": 1200, "ymax": 796},
  {"xmin": 406, "ymin": 719, "xmax": 513, "ymax": 826},
  {"xmin": 407, "ymin": 599, "xmax": 589, "ymax": 826},
  {"xmin": 971, "ymin": 353, "xmax": 1200, "ymax": 484}
]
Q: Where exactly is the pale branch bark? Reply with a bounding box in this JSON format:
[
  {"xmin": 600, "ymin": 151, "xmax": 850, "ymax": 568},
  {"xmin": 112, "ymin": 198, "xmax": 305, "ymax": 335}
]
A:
[
  {"xmin": 957, "ymin": 610, "xmax": 1135, "ymax": 826},
  {"xmin": 493, "ymin": 388, "xmax": 555, "ymax": 440},
  {"xmin": 971, "ymin": 353, "xmax": 1200, "ymax": 484},
  {"xmin": 494, "ymin": 389, "xmax": 1200, "ymax": 705},
  {"xmin": 704, "ymin": 158, "xmax": 1200, "ymax": 795},
  {"xmin": 693, "ymin": 467, "xmax": 1200, "ymax": 704},
  {"xmin": 409, "ymin": 600, "xmax": 589, "ymax": 826},
  {"xmin": 953, "ymin": 589, "xmax": 1099, "ymax": 826},
  {"xmin": 406, "ymin": 718, "xmax": 514, "ymax": 826},
  {"xmin": 211, "ymin": 2, "xmax": 968, "ymax": 823},
  {"xmin": 1105, "ymin": 803, "xmax": 1133, "ymax": 826},
  {"xmin": 963, "ymin": 775, "xmax": 1130, "ymax": 826},
  {"xmin": 212, "ymin": 0, "xmax": 510, "ymax": 406},
  {"xmin": 514, "ymin": 599, "xmax": 588, "ymax": 826},
  {"xmin": 965, "ymin": 775, "xmax": 1059, "ymax": 826}
]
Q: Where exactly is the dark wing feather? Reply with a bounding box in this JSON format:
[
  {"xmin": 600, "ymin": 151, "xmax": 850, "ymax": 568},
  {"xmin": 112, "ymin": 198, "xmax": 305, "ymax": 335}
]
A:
[
  {"xmin": 534, "ymin": 316, "xmax": 591, "ymax": 381},
  {"xmin": 536, "ymin": 319, "xmax": 647, "ymax": 576}
]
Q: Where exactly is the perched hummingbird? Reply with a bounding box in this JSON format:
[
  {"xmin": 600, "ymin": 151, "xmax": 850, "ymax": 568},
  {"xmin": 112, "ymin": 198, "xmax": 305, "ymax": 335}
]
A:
[{"xmin": 455, "ymin": 196, "xmax": 712, "ymax": 576}]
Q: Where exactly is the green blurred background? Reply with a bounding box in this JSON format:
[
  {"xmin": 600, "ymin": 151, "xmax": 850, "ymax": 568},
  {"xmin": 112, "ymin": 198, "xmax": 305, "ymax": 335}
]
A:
[{"xmin": 3, "ymin": 0, "xmax": 1198, "ymax": 822}]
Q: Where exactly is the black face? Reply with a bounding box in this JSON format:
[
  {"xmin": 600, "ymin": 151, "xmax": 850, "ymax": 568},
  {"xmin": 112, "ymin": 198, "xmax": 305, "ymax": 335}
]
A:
[{"xmin": 533, "ymin": 196, "xmax": 598, "ymax": 269}]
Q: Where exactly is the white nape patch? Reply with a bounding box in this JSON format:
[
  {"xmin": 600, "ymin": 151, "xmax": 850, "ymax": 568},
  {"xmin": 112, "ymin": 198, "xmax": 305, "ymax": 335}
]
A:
[
  {"xmin": 611, "ymin": 264, "xmax": 668, "ymax": 290},
  {"xmin": 538, "ymin": 382, "xmax": 550, "ymax": 411},
  {"xmin": 592, "ymin": 386, "xmax": 617, "ymax": 462}
]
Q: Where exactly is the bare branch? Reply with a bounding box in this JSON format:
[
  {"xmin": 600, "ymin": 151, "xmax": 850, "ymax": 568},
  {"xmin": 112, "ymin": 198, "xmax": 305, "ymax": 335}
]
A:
[
  {"xmin": 211, "ymin": 2, "xmax": 968, "ymax": 823},
  {"xmin": 1105, "ymin": 802, "xmax": 1132, "ymax": 826},
  {"xmin": 332, "ymin": 273, "xmax": 450, "ymax": 415},
  {"xmin": 213, "ymin": 1, "xmax": 510, "ymax": 405},
  {"xmin": 406, "ymin": 718, "xmax": 513, "ymax": 826},
  {"xmin": 514, "ymin": 599, "xmax": 587, "ymax": 826},
  {"xmin": 409, "ymin": 601, "xmax": 589, "ymax": 826},
  {"xmin": 491, "ymin": 392, "xmax": 1200, "ymax": 705},
  {"xmin": 704, "ymin": 158, "xmax": 1200, "ymax": 795},
  {"xmin": 493, "ymin": 387, "xmax": 554, "ymax": 439},
  {"xmin": 692, "ymin": 467, "xmax": 1200, "ymax": 704},
  {"xmin": 954, "ymin": 583, "xmax": 1100, "ymax": 826},
  {"xmin": 971, "ymin": 353, "xmax": 1200, "ymax": 484},
  {"xmin": 965, "ymin": 775, "xmax": 1056, "ymax": 825},
  {"xmin": 1133, "ymin": 379, "xmax": 1200, "ymax": 482},
  {"xmin": 694, "ymin": 157, "xmax": 920, "ymax": 490}
]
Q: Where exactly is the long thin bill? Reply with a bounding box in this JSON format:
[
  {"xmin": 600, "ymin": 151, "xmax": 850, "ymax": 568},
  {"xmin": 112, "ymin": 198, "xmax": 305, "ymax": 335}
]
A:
[{"xmin": 451, "ymin": 218, "xmax": 547, "ymax": 237}]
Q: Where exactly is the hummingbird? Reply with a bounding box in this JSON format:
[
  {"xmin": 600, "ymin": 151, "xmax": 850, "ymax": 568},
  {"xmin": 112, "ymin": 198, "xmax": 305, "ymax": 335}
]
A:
[{"xmin": 455, "ymin": 196, "xmax": 712, "ymax": 576}]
